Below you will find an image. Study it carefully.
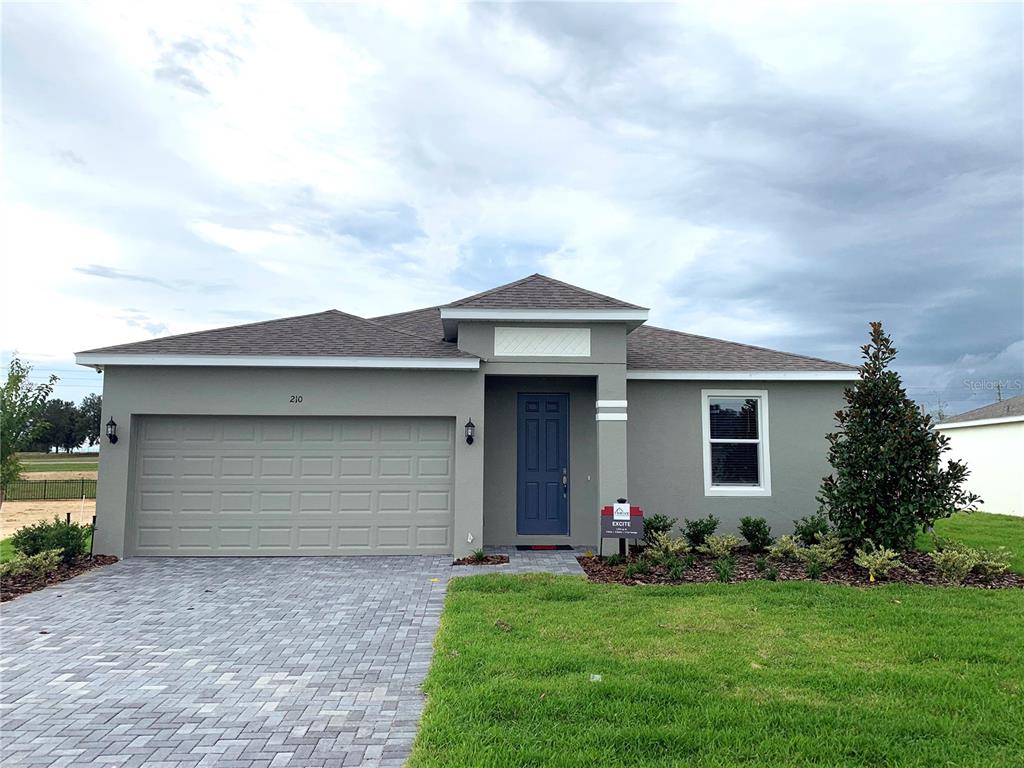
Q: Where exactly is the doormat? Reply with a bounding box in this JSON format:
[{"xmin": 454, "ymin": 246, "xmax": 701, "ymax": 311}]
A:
[{"xmin": 515, "ymin": 545, "xmax": 574, "ymax": 551}]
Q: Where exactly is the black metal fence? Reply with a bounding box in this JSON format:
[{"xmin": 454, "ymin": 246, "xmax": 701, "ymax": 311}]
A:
[{"xmin": 3, "ymin": 479, "xmax": 97, "ymax": 501}]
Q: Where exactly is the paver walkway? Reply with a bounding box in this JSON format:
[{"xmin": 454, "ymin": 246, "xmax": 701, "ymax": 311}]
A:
[{"xmin": 1, "ymin": 550, "xmax": 584, "ymax": 767}]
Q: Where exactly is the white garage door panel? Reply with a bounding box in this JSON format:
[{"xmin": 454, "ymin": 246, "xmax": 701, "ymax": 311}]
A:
[{"xmin": 131, "ymin": 416, "xmax": 454, "ymax": 556}]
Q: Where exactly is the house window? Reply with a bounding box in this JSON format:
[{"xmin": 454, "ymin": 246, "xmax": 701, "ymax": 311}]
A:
[{"xmin": 701, "ymin": 389, "xmax": 771, "ymax": 496}]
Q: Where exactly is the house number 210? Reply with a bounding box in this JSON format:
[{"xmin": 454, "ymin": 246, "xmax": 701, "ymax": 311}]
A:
[{"xmin": 289, "ymin": 395, "xmax": 304, "ymax": 403}]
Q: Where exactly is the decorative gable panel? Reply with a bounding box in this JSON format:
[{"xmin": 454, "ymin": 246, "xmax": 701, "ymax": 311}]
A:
[{"xmin": 493, "ymin": 327, "xmax": 591, "ymax": 357}]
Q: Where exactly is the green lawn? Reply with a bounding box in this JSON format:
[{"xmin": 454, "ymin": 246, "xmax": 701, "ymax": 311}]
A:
[
  {"xmin": 19, "ymin": 461, "xmax": 99, "ymax": 473},
  {"xmin": 411, "ymin": 575, "xmax": 1024, "ymax": 767},
  {"xmin": 917, "ymin": 512, "xmax": 1024, "ymax": 574}
]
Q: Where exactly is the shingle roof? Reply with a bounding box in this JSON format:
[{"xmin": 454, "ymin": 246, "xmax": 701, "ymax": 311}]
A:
[
  {"xmin": 444, "ymin": 273, "xmax": 646, "ymax": 310},
  {"xmin": 78, "ymin": 310, "xmax": 473, "ymax": 359},
  {"xmin": 939, "ymin": 394, "xmax": 1024, "ymax": 425},
  {"xmin": 370, "ymin": 306, "xmax": 445, "ymax": 341},
  {"xmin": 625, "ymin": 325, "xmax": 858, "ymax": 372}
]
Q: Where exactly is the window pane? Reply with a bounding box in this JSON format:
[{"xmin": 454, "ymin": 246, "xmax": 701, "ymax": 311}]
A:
[
  {"xmin": 711, "ymin": 443, "xmax": 759, "ymax": 486},
  {"xmin": 709, "ymin": 397, "xmax": 759, "ymax": 440}
]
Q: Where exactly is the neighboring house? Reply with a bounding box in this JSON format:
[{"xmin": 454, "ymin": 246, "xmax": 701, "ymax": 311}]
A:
[
  {"xmin": 75, "ymin": 274, "xmax": 858, "ymax": 558},
  {"xmin": 935, "ymin": 395, "xmax": 1024, "ymax": 517}
]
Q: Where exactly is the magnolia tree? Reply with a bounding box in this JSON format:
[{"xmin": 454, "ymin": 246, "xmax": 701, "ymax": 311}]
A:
[
  {"xmin": 818, "ymin": 323, "xmax": 980, "ymax": 551},
  {"xmin": 0, "ymin": 358, "xmax": 57, "ymax": 505}
]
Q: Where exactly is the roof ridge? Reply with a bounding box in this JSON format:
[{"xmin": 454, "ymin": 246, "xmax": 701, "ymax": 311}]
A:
[
  {"xmin": 639, "ymin": 324, "xmax": 858, "ymax": 370},
  {"xmin": 445, "ymin": 273, "xmax": 647, "ymax": 310}
]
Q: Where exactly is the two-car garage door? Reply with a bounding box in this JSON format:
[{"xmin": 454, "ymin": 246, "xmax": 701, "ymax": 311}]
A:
[{"xmin": 130, "ymin": 415, "xmax": 454, "ymax": 556}]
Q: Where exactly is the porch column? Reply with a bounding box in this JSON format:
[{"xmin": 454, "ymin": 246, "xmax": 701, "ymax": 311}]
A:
[{"xmin": 596, "ymin": 367, "xmax": 629, "ymax": 550}]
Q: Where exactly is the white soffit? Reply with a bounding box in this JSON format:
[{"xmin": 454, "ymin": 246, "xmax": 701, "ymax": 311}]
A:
[
  {"xmin": 626, "ymin": 370, "xmax": 859, "ymax": 381},
  {"xmin": 75, "ymin": 354, "xmax": 481, "ymax": 370}
]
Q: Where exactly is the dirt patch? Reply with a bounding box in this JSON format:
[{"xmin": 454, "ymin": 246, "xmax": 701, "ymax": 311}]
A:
[
  {"xmin": 19, "ymin": 470, "xmax": 98, "ymax": 481},
  {"xmin": 1, "ymin": 555, "xmax": 118, "ymax": 602},
  {"xmin": 452, "ymin": 554, "xmax": 511, "ymax": 566},
  {"xmin": 577, "ymin": 550, "xmax": 1024, "ymax": 589},
  {"xmin": 0, "ymin": 500, "xmax": 97, "ymax": 538}
]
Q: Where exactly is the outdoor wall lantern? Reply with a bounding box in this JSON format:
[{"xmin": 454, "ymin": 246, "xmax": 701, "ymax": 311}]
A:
[
  {"xmin": 464, "ymin": 418, "xmax": 476, "ymax": 445},
  {"xmin": 106, "ymin": 418, "xmax": 119, "ymax": 444}
]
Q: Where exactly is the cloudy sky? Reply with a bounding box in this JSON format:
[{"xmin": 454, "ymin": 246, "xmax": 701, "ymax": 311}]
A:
[{"xmin": 2, "ymin": 1, "xmax": 1021, "ymax": 416}]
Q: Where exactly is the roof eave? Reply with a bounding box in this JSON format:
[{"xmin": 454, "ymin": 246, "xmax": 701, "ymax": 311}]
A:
[
  {"xmin": 625, "ymin": 369, "xmax": 860, "ymax": 381},
  {"xmin": 74, "ymin": 353, "xmax": 480, "ymax": 371},
  {"xmin": 935, "ymin": 415, "xmax": 1024, "ymax": 430}
]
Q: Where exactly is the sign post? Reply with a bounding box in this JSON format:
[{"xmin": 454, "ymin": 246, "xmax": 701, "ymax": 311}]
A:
[{"xmin": 600, "ymin": 498, "xmax": 643, "ymax": 557}]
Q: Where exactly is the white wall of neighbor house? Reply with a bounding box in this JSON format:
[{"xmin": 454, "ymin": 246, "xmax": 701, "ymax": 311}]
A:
[
  {"xmin": 626, "ymin": 379, "xmax": 847, "ymax": 537},
  {"xmin": 95, "ymin": 365, "xmax": 485, "ymax": 558},
  {"xmin": 937, "ymin": 420, "xmax": 1024, "ymax": 516}
]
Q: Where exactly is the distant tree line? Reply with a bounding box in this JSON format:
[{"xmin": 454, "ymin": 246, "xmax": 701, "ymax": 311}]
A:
[{"xmin": 26, "ymin": 393, "xmax": 103, "ymax": 454}]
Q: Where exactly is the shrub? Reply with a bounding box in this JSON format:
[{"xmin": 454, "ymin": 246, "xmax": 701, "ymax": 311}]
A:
[
  {"xmin": 973, "ymin": 548, "xmax": 1012, "ymax": 582},
  {"xmin": 699, "ymin": 534, "xmax": 741, "ymax": 558},
  {"xmin": 680, "ymin": 514, "xmax": 719, "ymax": 548},
  {"xmin": 0, "ymin": 548, "xmax": 62, "ymax": 580},
  {"xmin": 11, "ymin": 516, "xmax": 90, "ymax": 564},
  {"xmin": 754, "ymin": 556, "xmax": 768, "ymax": 572},
  {"xmin": 928, "ymin": 539, "xmax": 1012, "ymax": 584},
  {"xmin": 604, "ymin": 553, "xmax": 624, "ymax": 567},
  {"xmin": 797, "ymin": 532, "xmax": 844, "ymax": 579},
  {"xmin": 768, "ymin": 535, "xmax": 801, "ymax": 561},
  {"xmin": 928, "ymin": 547, "xmax": 978, "ymax": 584},
  {"xmin": 643, "ymin": 514, "xmax": 674, "ymax": 542},
  {"xmin": 763, "ymin": 566, "xmax": 780, "ymax": 581},
  {"xmin": 739, "ymin": 516, "xmax": 773, "ymax": 552},
  {"xmin": 793, "ymin": 513, "xmax": 830, "ymax": 547},
  {"xmin": 469, "ymin": 548, "xmax": 487, "ymax": 563},
  {"xmin": 853, "ymin": 541, "xmax": 901, "ymax": 582},
  {"xmin": 666, "ymin": 558, "xmax": 688, "ymax": 581},
  {"xmin": 646, "ymin": 531, "xmax": 690, "ymax": 564},
  {"xmin": 818, "ymin": 323, "xmax": 981, "ymax": 550},
  {"xmin": 623, "ymin": 560, "xmax": 650, "ymax": 578},
  {"xmin": 713, "ymin": 556, "xmax": 736, "ymax": 583}
]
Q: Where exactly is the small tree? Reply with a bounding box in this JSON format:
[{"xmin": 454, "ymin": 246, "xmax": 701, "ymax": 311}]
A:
[
  {"xmin": 1, "ymin": 358, "xmax": 58, "ymax": 504},
  {"xmin": 817, "ymin": 323, "xmax": 980, "ymax": 550}
]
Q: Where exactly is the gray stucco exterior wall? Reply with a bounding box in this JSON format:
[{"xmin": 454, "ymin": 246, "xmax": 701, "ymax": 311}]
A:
[
  {"xmin": 483, "ymin": 376, "xmax": 598, "ymax": 547},
  {"xmin": 95, "ymin": 366, "xmax": 485, "ymax": 558},
  {"xmin": 626, "ymin": 379, "xmax": 846, "ymax": 536}
]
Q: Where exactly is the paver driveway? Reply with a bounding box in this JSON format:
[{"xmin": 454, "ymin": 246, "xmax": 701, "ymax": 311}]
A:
[{"xmin": 2, "ymin": 552, "xmax": 584, "ymax": 767}]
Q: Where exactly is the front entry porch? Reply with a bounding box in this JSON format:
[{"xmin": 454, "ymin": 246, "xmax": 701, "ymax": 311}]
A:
[{"xmin": 482, "ymin": 374, "xmax": 626, "ymax": 548}]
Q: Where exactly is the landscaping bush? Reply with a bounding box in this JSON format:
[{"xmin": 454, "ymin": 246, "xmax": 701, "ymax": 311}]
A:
[
  {"xmin": 699, "ymin": 534, "xmax": 741, "ymax": 558},
  {"xmin": 853, "ymin": 541, "xmax": 901, "ymax": 582},
  {"xmin": 623, "ymin": 560, "xmax": 650, "ymax": 578},
  {"xmin": 739, "ymin": 516, "xmax": 773, "ymax": 552},
  {"xmin": 680, "ymin": 514, "xmax": 719, "ymax": 548},
  {"xmin": 796, "ymin": 532, "xmax": 844, "ymax": 579},
  {"xmin": 713, "ymin": 556, "xmax": 736, "ymax": 583},
  {"xmin": 928, "ymin": 539, "xmax": 1012, "ymax": 584},
  {"xmin": 768, "ymin": 535, "xmax": 801, "ymax": 561},
  {"xmin": 818, "ymin": 323, "xmax": 981, "ymax": 550},
  {"xmin": 0, "ymin": 548, "xmax": 62, "ymax": 581},
  {"xmin": 666, "ymin": 558, "xmax": 688, "ymax": 581},
  {"xmin": 10, "ymin": 516, "xmax": 90, "ymax": 564},
  {"xmin": 646, "ymin": 531, "xmax": 689, "ymax": 564},
  {"xmin": 793, "ymin": 513, "xmax": 830, "ymax": 547},
  {"xmin": 642, "ymin": 514, "xmax": 674, "ymax": 543},
  {"xmin": 762, "ymin": 565, "xmax": 780, "ymax": 581},
  {"xmin": 604, "ymin": 553, "xmax": 624, "ymax": 567}
]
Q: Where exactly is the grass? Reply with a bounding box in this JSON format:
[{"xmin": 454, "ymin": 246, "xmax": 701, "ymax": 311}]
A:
[
  {"xmin": 917, "ymin": 512, "xmax": 1024, "ymax": 574},
  {"xmin": 19, "ymin": 461, "xmax": 99, "ymax": 473},
  {"xmin": 411, "ymin": 575, "xmax": 1024, "ymax": 767}
]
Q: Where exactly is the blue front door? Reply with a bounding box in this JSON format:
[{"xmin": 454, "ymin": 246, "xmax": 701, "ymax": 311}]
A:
[{"xmin": 517, "ymin": 393, "xmax": 569, "ymax": 535}]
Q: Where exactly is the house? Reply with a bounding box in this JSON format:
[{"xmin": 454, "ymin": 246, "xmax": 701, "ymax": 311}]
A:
[
  {"xmin": 935, "ymin": 395, "xmax": 1024, "ymax": 517},
  {"xmin": 76, "ymin": 274, "xmax": 858, "ymax": 558}
]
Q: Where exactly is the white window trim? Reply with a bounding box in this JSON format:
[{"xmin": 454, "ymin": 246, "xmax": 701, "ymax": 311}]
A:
[{"xmin": 701, "ymin": 388, "xmax": 771, "ymax": 497}]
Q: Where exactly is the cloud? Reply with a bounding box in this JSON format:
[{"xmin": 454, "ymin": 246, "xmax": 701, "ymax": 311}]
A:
[{"xmin": 0, "ymin": 2, "xmax": 1019, "ymax": 412}]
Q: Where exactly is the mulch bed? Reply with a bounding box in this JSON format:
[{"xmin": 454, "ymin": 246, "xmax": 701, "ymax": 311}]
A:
[
  {"xmin": 452, "ymin": 554, "xmax": 511, "ymax": 566},
  {"xmin": 578, "ymin": 550, "xmax": 1024, "ymax": 589},
  {"xmin": 1, "ymin": 555, "xmax": 119, "ymax": 602}
]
